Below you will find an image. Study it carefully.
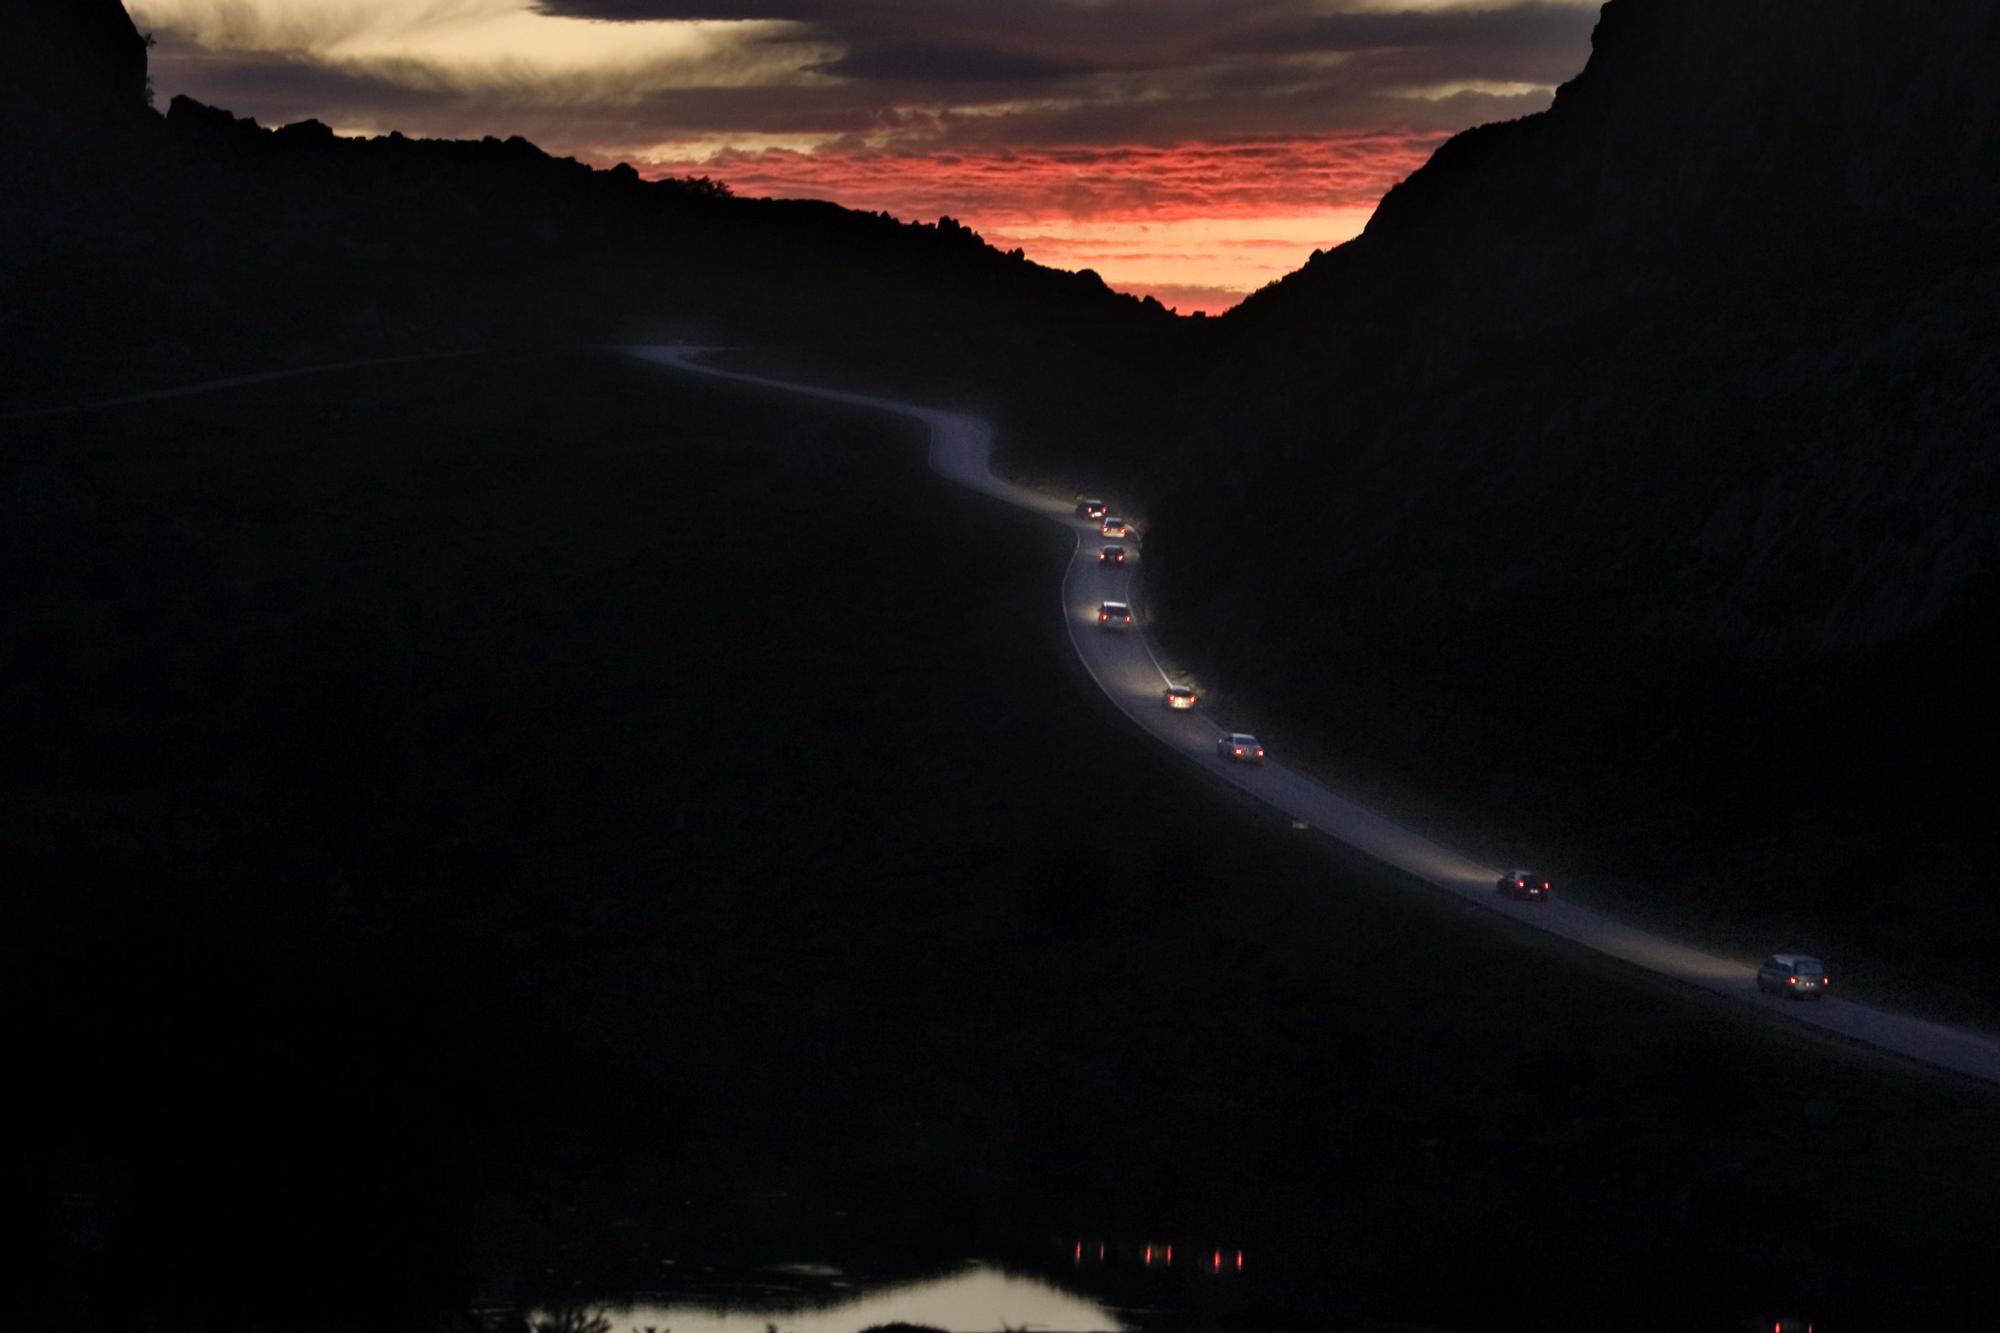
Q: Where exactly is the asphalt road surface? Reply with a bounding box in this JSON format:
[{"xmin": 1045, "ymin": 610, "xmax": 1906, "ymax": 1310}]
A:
[{"xmin": 632, "ymin": 343, "xmax": 2000, "ymax": 1089}]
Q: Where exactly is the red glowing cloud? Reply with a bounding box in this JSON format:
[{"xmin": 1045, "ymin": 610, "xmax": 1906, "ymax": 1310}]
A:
[{"xmin": 639, "ymin": 132, "xmax": 1449, "ymax": 312}]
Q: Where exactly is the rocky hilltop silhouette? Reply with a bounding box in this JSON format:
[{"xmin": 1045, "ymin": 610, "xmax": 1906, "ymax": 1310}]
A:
[
  {"xmin": 1171, "ymin": 0, "xmax": 1998, "ymax": 655},
  {"xmin": 1139, "ymin": 0, "xmax": 2000, "ymax": 998},
  {"xmin": 0, "ymin": 0, "xmax": 1161, "ymax": 410}
]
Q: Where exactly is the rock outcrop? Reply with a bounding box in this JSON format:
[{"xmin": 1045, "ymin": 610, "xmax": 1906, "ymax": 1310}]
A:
[
  {"xmin": 1160, "ymin": 0, "xmax": 2000, "ymax": 660},
  {"xmin": 2, "ymin": 0, "xmax": 150, "ymax": 132},
  {"xmin": 1137, "ymin": 0, "xmax": 2000, "ymax": 954}
]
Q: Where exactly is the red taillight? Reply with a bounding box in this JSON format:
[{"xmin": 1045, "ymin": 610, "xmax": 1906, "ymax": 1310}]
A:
[
  {"xmin": 1212, "ymin": 1249, "xmax": 1222, "ymax": 1270},
  {"xmin": 1074, "ymin": 1242, "xmax": 1082, "ymax": 1261},
  {"xmin": 1543, "ymin": 881, "xmax": 1550, "ymax": 889},
  {"xmin": 1166, "ymin": 1245, "xmax": 1173, "ymax": 1264},
  {"xmin": 1098, "ymin": 1243, "xmax": 1105, "ymax": 1261},
  {"xmin": 1235, "ymin": 1250, "xmax": 1244, "ymax": 1271},
  {"xmin": 1144, "ymin": 1245, "xmax": 1153, "ymax": 1265},
  {"xmin": 1788, "ymin": 976, "xmax": 1797, "ymax": 985}
]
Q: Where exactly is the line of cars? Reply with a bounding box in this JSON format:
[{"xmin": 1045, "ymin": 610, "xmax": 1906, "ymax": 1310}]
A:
[
  {"xmin": 1078, "ymin": 497, "xmax": 1269, "ymax": 767},
  {"xmin": 1073, "ymin": 508, "xmax": 1832, "ymax": 1002}
]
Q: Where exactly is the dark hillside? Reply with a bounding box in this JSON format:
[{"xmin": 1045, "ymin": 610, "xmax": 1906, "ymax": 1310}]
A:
[
  {"xmin": 1140, "ymin": 0, "xmax": 2000, "ymax": 1019},
  {"xmin": 8, "ymin": 353, "xmax": 2000, "ymax": 1333},
  {"xmin": 0, "ymin": 0, "xmax": 1167, "ymax": 412}
]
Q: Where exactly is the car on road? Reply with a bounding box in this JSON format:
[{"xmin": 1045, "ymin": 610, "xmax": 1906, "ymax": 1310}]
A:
[
  {"xmin": 1097, "ymin": 601, "xmax": 1134, "ymax": 630},
  {"xmin": 1756, "ymin": 954, "xmax": 1830, "ymax": 999},
  {"xmin": 1098, "ymin": 544, "xmax": 1128, "ymax": 566},
  {"xmin": 1100, "ymin": 516, "xmax": 1131, "ymax": 539},
  {"xmin": 1164, "ymin": 685, "xmax": 1199, "ymax": 710},
  {"xmin": 1217, "ymin": 733, "xmax": 1265, "ymax": 763},
  {"xmin": 1075, "ymin": 498, "xmax": 1108, "ymax": 520},
  {"xmin": 1496, "ymin": 869, "xmax": 1552, "ymax": 901}
]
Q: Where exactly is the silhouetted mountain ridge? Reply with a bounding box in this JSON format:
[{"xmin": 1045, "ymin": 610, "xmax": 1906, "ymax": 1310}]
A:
[
  {"xmin": 0, "ymin": 0, "xmax": 1159, "ymax": 410},
  {"xmin": 1162, "ymin": 0, "xmax": 2000, "ymax": 658}
]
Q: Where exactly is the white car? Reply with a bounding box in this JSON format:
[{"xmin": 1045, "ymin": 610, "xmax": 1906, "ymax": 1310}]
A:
[
  {"xmin": 1097, "ymin": 601, "xmax": 1134, "ymax": 630},
  {"xmin": 1217, "ymin": 733, "xmax": 1265, "ymax": 763},
  {"xmin": 1164, "ymin": 685, "xmax": 1199, "ymax": 710},
  {"xmin": 1100, "ymin": 516, "xmax": 1131, "ymax": 539}
]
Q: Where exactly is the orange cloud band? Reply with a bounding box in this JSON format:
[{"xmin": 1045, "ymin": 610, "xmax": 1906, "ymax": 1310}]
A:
[{"xmin": 639, "ymin": 132, "xmax": 1448, "ymax": 312}]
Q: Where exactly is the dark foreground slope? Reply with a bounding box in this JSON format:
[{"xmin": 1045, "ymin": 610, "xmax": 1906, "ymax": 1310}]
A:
[
  {"xmin": 1139, "ymin": 0, "xmax": 2000, "ymax": 1020},
  {"xmin": 0, "ymin": 0, "xmax": 1165, "ymax": 412},
  {"xmin": 7, "ymin": 354, "xmax": 2000, "ymax": 1333}
]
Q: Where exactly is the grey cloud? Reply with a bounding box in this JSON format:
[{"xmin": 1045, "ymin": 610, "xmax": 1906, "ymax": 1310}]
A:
[
  {"xmin": 1205, "ymin": 4, "xmax": 1600, "ymax": 58},
  {"xmin": 148, "ymin": 31, "xmax": 472, "ymax": 127},
  {"xmin": 150, "ymin": 1, "xmax": 1600, "ymax": 159},
  {"xmin": 809, "ymin": 41, "xmax": 1094, "ymax": 85}
]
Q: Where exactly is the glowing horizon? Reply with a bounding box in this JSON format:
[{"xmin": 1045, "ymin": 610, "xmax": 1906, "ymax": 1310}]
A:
[
  {"xmin": 133, "ymin": 0, "xmax": 1599, "ymax": 314},
  {"xmin": 630, "ymin": 133, "xmax": 1451, "ymax": 314}
]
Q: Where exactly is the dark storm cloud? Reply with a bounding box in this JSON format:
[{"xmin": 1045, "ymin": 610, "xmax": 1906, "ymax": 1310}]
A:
[
  {"xmin": 810, "ymin": 42, "xmax": 1092, "ymax": 85},
  {"xmin": 146, "ymin": 32, "xmax": 452, "ymax": 128},
  {"xmin": 1205, "ymin": 4, "xmax": 1602, "ymax": 58},
  {"xmin": 530, "ymin": 0, "xmax": 1600, "ymax": 89},
  {"xmin": 143, "ymin": 1, "xmax": 1601, "ymax": 160}
]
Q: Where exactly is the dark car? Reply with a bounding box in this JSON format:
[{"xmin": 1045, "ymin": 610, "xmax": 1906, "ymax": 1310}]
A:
[
  {"xmin": 1496, "ymin": 869, "xmax": 1551, "ymax": 901},
  {"xmin": 1217, "ymin": 733, "xmax": 1265, "ymax": 763},
  {"xmin": 1756, "ymin": 954, "xmax": 1829, "ymax": 999},
  {"xmin": 1076, "ymin": 498, "xmax": 1108, "ymax": 520},
  {"xmin": 1163, "ymin": 685, "xmax": 1199, "ymax": 710},
  {"xmin": 1098, "ymin": 544, "xmax": 1128, "ymax": 566}
]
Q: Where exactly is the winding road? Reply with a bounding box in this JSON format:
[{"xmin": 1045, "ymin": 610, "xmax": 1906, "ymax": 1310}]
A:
[{"xmin": 632, "ymin": 344, "xmax": 2000, "ymax": 1089}]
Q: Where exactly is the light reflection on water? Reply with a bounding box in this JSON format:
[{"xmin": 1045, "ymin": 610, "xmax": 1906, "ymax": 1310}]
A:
[{"xmin": 593, "ymin": 1262, "xmax": 1123, "ymax": 1333}]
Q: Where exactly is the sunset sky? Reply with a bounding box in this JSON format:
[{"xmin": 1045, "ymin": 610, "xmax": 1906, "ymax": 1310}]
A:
[{"xmin": 130, "ymin": 0, "xmax": 1601, "ymax": 313}]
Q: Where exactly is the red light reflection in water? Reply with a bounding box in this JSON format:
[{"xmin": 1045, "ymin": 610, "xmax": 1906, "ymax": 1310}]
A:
[{"xmin": 1062, "ymin": 1237, "xmax": 1240, "ymax": 1275}]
